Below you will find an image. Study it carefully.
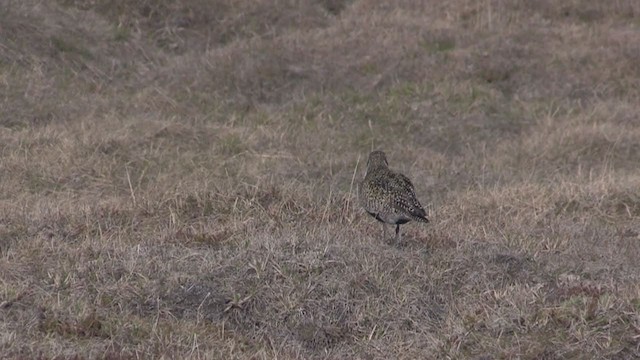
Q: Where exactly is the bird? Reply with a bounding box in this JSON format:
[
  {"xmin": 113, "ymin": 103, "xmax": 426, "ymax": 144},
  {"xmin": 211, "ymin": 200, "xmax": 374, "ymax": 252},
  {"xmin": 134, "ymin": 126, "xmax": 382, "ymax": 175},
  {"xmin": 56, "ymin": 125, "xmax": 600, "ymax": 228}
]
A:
[{"xmin": 359, "ymin": 150, "xmax": 428, "ymax": 242}]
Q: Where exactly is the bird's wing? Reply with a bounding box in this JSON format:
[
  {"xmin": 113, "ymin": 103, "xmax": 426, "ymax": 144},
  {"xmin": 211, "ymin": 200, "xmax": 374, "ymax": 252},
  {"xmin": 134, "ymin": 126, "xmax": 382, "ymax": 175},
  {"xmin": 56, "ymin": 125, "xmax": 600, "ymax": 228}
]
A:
[{"xmin": 391, "ymin": 172, "xmax": 427, "ymax": 219}]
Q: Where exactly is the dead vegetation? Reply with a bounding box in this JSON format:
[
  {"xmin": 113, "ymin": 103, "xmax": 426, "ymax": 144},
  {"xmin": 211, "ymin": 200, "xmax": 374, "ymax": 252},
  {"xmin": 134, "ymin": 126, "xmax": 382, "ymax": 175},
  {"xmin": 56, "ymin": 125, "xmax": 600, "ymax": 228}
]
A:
[{"xmin": 1, "ymin": 0, "xmax": 640, "ymax": 358}]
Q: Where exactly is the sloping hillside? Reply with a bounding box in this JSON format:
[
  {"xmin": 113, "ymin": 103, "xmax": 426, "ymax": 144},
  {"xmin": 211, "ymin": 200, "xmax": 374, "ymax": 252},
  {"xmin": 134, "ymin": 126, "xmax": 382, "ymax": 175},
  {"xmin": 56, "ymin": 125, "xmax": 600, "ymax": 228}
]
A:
[{"xmin": 1, "ymin": 0, "xmax": 640, "ymax": 358}]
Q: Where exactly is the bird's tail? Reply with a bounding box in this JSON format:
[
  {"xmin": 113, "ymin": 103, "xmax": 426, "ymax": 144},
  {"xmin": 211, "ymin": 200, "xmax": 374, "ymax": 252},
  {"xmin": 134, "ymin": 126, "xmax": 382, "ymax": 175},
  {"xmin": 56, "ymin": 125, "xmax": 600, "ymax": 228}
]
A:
[
  {"xmin": 410, "ymin": 208, "xmax": 429, "ymax": 223},
  {"xmin": 412, "ymin": 214, "xmax": 429, "ymax": 223}
]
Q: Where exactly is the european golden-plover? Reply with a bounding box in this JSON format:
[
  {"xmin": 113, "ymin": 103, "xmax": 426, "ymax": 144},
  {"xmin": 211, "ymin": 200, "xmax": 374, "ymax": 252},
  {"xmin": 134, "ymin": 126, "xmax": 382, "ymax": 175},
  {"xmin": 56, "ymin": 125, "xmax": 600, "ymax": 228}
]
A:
[{"xmin": 359, "ymin": 150, "xmax": 428, "ymax": 242}]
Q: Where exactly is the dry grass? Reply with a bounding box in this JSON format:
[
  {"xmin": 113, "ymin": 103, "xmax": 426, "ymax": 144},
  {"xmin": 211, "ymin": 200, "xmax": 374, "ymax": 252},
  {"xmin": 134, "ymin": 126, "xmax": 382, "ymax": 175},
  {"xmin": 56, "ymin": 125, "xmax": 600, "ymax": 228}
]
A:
[{"xmin": 1, "ymin": 0, "xmax": 640, "ymax": 358}]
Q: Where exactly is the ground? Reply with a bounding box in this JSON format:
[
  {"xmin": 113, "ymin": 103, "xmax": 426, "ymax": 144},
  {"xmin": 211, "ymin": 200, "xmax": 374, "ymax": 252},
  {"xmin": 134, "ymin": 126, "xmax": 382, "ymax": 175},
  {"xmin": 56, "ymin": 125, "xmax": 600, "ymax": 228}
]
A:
[{"xmin": 1, "ymin": 0, "xmax": 640, "ymax": 358}]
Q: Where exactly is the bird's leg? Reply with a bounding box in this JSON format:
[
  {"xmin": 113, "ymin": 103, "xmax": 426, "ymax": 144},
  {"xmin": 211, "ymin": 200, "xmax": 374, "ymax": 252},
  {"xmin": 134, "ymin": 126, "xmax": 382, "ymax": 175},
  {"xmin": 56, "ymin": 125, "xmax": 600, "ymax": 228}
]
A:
[
  {"xmin": 382, "ymin": 224, "xmax": 387, "ymax": 241},
  {"xmin": 395, "ymin": 224, "xmax": 401, "ymax": 242}
]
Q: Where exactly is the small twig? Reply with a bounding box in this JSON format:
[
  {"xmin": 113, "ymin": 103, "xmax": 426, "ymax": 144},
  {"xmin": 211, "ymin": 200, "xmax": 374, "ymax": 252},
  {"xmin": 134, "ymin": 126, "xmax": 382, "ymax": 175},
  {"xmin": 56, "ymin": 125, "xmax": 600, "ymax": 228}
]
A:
[
  {"xmin": 368, "ymin": 324, "xmax": 377, "ymax": 341},
  {"xmin": 125, "ymin": 166, "xmax": 136, "ymax": 206},
  {"xmin": 196, "ymin": 292, "xmax": 211, "ymax": 324},
  {"xmin": 346, "ymin": 155, "xmax": 361, "ymax": 221}
]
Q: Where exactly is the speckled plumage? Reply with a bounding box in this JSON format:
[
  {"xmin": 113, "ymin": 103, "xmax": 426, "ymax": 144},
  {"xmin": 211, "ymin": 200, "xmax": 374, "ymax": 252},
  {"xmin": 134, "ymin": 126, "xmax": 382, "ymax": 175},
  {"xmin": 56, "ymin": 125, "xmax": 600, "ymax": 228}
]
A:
[{"xmin": 359, "ymin": 151, "xmax": 428, "ymax": 242}]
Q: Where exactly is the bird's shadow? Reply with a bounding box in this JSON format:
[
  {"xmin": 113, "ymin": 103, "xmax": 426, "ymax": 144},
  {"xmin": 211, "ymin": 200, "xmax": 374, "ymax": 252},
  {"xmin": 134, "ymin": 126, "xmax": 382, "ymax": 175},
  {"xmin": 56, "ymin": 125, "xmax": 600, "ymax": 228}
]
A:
[
  {"xmin": 384, "ymin": 229, "xmax": 454, "ymax": 251},
  {"xmin": 383, "ymin": 233, "xmax": 425, "ymax": 250}
]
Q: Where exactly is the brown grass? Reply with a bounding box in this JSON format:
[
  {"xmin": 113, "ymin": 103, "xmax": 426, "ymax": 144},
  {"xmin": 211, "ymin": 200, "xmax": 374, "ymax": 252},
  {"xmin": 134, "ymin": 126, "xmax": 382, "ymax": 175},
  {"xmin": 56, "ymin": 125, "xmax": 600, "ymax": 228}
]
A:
[{"xmin": 1, "ymin": 0, "xmax": 640, "ymax": 358}]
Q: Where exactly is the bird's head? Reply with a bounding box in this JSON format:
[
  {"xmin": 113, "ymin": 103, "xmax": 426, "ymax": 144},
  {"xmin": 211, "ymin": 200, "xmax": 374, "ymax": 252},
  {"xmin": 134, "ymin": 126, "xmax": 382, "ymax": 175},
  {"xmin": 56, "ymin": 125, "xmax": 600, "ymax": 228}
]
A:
[{"xmin": 365, "ymin": 150, "xmax": 388, "ymax": 175}]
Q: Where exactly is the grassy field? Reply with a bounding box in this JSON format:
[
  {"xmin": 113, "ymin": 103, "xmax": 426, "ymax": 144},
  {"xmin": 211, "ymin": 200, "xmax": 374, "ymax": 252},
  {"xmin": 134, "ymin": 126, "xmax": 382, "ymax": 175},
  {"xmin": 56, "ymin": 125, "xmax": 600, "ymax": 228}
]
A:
[{"xmin": 1, "ymin": 0, "xmax": 640, "ymax": 358}]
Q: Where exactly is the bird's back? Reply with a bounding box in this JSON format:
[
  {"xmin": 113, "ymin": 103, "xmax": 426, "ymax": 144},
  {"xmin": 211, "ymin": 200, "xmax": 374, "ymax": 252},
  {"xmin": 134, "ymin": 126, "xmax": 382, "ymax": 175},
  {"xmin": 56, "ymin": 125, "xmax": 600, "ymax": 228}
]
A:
[{"xmin": 360, "ymin": 166, "xmax": 427, "ymax": 224}]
